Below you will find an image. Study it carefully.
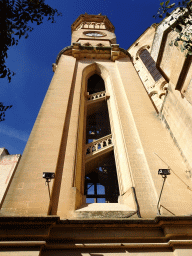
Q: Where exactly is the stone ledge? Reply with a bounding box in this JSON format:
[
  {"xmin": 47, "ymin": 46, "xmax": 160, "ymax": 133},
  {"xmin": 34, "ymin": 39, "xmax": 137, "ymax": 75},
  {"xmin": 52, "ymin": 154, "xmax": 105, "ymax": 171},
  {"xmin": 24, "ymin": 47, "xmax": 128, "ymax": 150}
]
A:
[{"xmin": 75, "ymin": 203, "xmax": 136, "ymax": 218}]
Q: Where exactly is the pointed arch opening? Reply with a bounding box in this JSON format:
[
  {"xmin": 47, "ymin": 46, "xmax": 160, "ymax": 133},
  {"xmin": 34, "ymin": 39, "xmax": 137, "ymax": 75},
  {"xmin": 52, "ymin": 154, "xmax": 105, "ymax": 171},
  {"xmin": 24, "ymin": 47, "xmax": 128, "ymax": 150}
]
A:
[
  {"xmin": 87, "ymin": 74, "xmax": 105, "ymax": 94},
  {"xmin": 73, "ymin": 62, "xmax": 137, "ymax": 217},
  {"xmin": 84, "ymin": 73, "xmax": 119, "ymax": 203}
]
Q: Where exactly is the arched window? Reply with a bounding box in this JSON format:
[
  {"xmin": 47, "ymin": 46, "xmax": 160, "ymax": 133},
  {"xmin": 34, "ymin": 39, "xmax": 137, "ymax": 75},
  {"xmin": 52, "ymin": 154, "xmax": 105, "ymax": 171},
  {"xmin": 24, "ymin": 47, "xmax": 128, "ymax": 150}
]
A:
[
  {"xmin": 87, "ymin": 74, "xmax": 105, "ymax": 94},
  {"xmin": 85, "ymin": 74, "xmax": 119, "ymax": 203},
  {"xmin": 140, "ymin": 49, "xmax": 162, "ymax": 82}
]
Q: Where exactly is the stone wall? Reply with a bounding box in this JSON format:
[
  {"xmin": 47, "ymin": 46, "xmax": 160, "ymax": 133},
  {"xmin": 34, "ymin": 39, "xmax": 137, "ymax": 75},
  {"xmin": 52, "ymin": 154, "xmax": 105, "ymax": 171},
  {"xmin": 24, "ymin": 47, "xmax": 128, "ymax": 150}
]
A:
[{"xmin": 0, "ymin": 148, "xmax": 21, "ymax": 210}]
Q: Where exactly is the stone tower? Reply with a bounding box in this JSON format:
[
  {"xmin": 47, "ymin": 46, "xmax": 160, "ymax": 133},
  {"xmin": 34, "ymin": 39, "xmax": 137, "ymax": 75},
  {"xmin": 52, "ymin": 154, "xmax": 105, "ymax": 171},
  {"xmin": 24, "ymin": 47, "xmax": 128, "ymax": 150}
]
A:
[
  {"xmin": 1, "ymin": 13, "xmax": 192, "ymax": 219},
  {"xmin": 1, "ymin": 13, "xmax": 192, "ymax": 256}
]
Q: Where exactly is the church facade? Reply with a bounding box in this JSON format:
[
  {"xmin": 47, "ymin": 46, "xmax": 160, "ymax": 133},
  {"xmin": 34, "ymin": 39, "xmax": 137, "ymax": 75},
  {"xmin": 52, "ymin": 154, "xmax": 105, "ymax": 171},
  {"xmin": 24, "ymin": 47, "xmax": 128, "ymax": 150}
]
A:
[{"xmin": 0, "ymin": 13, "xmax": 192, "ymax": 255}]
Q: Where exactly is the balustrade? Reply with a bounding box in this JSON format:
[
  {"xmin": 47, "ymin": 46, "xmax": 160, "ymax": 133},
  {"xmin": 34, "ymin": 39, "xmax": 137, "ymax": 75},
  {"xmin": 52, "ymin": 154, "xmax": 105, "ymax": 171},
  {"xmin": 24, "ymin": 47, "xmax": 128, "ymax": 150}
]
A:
[
  {"xmin": 86, "ymin": 134, "xmax": 113, "ymax": 155},
  {"xmin": 87, "ymin": 91, "xmax": 106, "ymax": 101},
  {"xmin": 76, "ymin": 22, "xmax": 105, "ymax": 30}
]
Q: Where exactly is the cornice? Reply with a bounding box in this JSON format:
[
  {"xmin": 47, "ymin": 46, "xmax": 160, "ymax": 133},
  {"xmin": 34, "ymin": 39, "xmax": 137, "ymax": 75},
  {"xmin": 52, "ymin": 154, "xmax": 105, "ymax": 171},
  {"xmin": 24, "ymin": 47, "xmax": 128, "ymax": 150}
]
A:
[
  {"xmin": 54, "ymin": 43, "xmax": 131, "ymax": 68},
  {"xmin": 55, "ymin": 45, "xmax": 73, "ymax": 64},
  {"xmin": 0, "ymin": 216, "xmax": 192, "ymax": 251}
]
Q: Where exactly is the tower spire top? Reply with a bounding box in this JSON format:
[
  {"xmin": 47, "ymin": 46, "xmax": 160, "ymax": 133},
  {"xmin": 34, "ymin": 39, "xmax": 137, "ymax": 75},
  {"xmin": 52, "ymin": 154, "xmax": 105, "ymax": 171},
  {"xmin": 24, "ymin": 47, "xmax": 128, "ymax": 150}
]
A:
[{"xmin": 71, "ymin": 13, "xmax": 115, "ymax": 32}]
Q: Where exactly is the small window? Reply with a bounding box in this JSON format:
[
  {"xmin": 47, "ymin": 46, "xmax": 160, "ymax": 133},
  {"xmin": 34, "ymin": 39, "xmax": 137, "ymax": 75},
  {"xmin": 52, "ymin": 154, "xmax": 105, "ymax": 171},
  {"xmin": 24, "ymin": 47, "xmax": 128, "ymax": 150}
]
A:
[{"xmin": 84, "ymin": 161, "xmax": 119, "ymax": 204}]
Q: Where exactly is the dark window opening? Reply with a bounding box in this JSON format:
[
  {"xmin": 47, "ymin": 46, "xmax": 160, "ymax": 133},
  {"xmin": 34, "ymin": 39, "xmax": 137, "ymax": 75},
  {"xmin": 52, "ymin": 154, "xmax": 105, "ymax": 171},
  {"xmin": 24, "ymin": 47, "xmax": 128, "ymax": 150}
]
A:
[
  {"xmin": 140, "ymin": 49, "xmax": 162, "ymax": 82},
  {"xmin": 85, "ymin": 74, "xmax": 119, "ymax": 203},
  {"xmin": 85, "ymin": 152, "xmax": 119, "ymax": 203},
  {"xmin": 86, "ymin": 106, "xmax": 111, "ymax": 143},
  {"xmin": 87, "ymin": 74, "xmax": 105, "ymax": 94}
]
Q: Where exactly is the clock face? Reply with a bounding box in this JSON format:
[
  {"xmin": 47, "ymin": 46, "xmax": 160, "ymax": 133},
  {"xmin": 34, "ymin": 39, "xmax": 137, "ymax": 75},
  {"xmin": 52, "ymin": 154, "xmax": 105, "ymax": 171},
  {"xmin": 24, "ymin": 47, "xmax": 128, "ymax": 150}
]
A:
[{"xmin": 85, "ymin": 32, "xmax": 104, "ymax": 37}]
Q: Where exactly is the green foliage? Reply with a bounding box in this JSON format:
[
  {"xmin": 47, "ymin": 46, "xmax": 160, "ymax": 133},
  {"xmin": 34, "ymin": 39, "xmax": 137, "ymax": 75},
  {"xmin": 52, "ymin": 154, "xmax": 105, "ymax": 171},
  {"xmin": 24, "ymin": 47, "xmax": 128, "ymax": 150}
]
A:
[
  {"xmin": 0, "ymin": 0, "xmax": 61, "ymax": 122},
  {"xmin": 0, "ymin": 103, "xmax": 12, "ymax": 122},
  {"xmin": 154, "ymin": 0, "xmax": 192, "ymax": 56},
  {"xmin": 0, "ymin": 0, "xmax": 62, "ymax": 82}
]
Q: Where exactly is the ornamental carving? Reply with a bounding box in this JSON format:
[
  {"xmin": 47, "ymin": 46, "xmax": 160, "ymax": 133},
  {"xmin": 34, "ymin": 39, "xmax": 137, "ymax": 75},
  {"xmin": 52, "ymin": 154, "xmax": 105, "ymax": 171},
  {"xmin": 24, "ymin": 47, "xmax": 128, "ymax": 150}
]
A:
[{"xmin": 76, "ymin": 22, "xmax": 106, "ymax": 30}]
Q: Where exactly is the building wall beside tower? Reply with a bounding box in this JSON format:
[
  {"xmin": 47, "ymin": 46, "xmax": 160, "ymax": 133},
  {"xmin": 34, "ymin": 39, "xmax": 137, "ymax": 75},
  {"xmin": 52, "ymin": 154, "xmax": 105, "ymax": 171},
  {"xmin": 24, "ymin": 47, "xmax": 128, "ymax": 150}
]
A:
[
  {"xmin": 0, "ymin": 148, "xmax": 21, "ymax": 211},
  {"xmin": 128, "ymin": 12, "xmax": 192, "ymax": 176}
]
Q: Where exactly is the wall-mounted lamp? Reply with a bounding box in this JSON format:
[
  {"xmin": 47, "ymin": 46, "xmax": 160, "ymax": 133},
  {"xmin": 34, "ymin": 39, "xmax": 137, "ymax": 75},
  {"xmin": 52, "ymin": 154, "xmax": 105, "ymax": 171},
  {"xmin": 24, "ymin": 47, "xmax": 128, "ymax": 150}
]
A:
[
  {"xmin": 43, "ymin": 172, "xmax": 55, "ymax": 199},
  {"xmin": 157, "ymin": 169, "xmax": 170, "ymax": 215}
]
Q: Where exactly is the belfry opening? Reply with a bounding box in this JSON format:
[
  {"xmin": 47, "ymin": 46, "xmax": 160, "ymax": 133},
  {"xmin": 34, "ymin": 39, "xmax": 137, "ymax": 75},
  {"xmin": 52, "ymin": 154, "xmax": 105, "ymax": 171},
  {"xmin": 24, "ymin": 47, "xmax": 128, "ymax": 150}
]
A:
[{"xmin": 84, "ymin": 74, "xmax": 119, "ymax": 203}]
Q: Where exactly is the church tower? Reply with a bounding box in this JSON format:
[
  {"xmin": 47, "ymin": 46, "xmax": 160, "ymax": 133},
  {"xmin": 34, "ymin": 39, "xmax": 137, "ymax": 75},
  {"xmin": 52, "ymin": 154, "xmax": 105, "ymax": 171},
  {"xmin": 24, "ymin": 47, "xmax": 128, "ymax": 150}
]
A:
[
  {"xmin": 1, "ymin": 13, "xmax": 192, "ymax": 256},
  {"xmin": 1, "ymin": 13, "xmax": 192, "ymax": 221}
]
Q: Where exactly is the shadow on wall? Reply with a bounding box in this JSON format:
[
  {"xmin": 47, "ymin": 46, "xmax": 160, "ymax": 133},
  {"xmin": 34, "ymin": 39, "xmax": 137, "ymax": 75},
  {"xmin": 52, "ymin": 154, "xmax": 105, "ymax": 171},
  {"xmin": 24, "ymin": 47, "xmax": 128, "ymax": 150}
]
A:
[{"xmin": 40, "ymin": 248, "xmax": 173, "ymax": 255}]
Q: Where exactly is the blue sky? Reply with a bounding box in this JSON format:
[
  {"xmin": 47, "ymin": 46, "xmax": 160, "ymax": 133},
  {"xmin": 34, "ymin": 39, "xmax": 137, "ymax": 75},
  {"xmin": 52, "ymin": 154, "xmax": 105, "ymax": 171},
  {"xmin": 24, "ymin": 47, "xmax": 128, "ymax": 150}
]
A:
[{"xmin": 1, "ymin": 0, "xmax": 161, "ymax": 155}]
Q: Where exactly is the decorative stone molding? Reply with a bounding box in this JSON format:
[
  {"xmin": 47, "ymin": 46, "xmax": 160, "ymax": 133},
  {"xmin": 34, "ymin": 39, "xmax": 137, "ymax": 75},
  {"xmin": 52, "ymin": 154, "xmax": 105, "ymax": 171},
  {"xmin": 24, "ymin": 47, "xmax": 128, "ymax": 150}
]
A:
[
  {"xmin": 87, "ymin": 91, "xmax": 106, "ymax": 101},
  {"xmin": 135, "ymin": 45, "xmax": 151, "ymax": 60},
  {"xmin": 1, "ymin": 216, "xmax": 192, "ymax": 253},
  {"xmin": 52, "ymin": 63, "xmax": 57, "ymax": 72},
  {"xmin": 72, "ymin": 42, "xmax": 81, "ymax": 59},
  {"xmin": 85, "ymin": 134, "xmax": 113, "ymax": 156},
  {"xmin": 83, "ymin": 42, "xmax": 92, "ymax": 46},
  {"xmin": 76, "ymin": 22, "xmax": 106, "ymax": 31},
  {"xmin": 71, "ymin": 14, "xmax": 115, "ymax": 33},
  {"xmin": 55, "ymin": 45, "xmax": 73, "ymax": 64},
  {"xmin": 133, "ymin": 46, "xmax": 168, "ymax": 112},
  {"xmin": 151, "ymin": 8, "xmax": 182, "ymax": 62},
  {"xmin": 56, "ymin": 43, "xmax": 130, "ymax": 63},
  {"xmin": 111, "ymin": 44, "xmax": 120, "ymax": 61}
]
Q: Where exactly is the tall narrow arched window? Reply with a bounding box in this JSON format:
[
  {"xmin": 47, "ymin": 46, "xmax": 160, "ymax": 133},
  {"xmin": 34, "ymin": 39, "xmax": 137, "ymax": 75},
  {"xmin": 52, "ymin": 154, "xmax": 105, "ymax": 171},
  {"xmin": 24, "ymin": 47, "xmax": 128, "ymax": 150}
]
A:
[
  {"xmin": 85, "ymin": 74, "xmax": 119, "ymax": 203},
  {"xmin": 140, "ymin": 49, "xmax": 162, "ymax": 82}
]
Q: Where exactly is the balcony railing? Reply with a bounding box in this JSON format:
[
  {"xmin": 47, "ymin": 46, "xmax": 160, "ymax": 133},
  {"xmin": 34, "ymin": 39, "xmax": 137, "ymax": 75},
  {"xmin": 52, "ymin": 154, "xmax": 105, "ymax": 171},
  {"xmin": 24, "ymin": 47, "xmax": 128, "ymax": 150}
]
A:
[
  {"xmin": 87, "ymin": 91, "xmax": 106, "ymax": 101},
  {"xmin": 86, "ymin": 134, "xmax": 113, "ymax": 156}
]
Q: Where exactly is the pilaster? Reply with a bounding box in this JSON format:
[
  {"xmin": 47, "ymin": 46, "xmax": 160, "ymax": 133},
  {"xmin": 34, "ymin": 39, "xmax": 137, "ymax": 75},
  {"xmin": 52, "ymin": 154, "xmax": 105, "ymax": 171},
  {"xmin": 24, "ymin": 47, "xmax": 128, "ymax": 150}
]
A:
[{"xmin": 1, "ymin": 55, "xmax": 77, "ymax": 216}]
